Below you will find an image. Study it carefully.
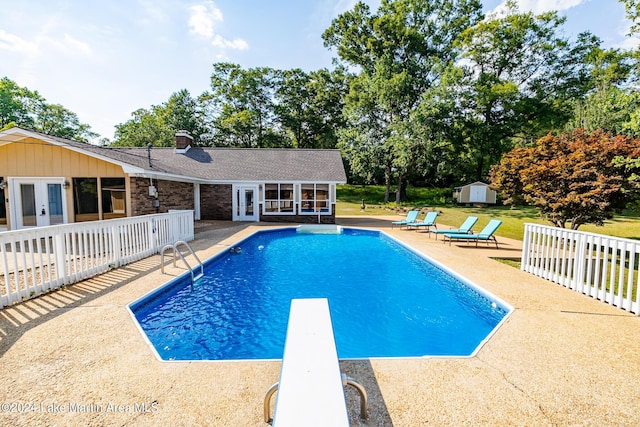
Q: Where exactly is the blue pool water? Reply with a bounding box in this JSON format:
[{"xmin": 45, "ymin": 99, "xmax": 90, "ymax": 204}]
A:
[{"xmin": 130, "ymin": 228, "xmax": 510, "ymax": 360}]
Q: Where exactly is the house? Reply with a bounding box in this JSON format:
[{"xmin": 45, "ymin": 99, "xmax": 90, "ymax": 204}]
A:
[
  {"xmin": 453, "ymin": 181, "xmax": 497, "ymax": 205},
  {"xmin": 0, "ymin": 127, "xmax": 347, "ymax": 230}
]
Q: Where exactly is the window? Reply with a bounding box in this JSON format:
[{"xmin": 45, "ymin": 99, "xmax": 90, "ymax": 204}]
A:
[
  {"xmin": 73, "ymin": 178, "xmax": 99, "ymax": 222},
  {"xmin": 0, "ymin": 179, "xmax": 6, "ymax": 226},
  {"xmin": 101, "ymin": 178, "xmax": 126, "ymax": 218},
  {"xmin": 264, "ymin": 183, "xmax": 294, "ymax": 214},
  {"xmin": 301, "ymin": 184, "xmax": 330, "ymax": 214},
  {"xmin": 73, "ymin": 177, "xmax": 126, "ymax": 221}
]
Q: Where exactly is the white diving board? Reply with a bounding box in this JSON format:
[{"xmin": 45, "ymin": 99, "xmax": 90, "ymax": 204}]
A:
[{"xmin": 273, "ymin": 298, "xmax": 350, "ymax": 427}]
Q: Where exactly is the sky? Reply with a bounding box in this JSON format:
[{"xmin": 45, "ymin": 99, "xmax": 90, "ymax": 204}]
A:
[{"xmin": 0, "ymin": 0, "xmax": 637, "ymax": 142}]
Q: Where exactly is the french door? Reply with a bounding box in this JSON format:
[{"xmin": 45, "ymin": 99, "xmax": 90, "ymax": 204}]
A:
[
  {"xmin": 233, "ymin": 185, "xmax": 259, "ymax": 222},
  {"xmin": 11, "ymin": 179, "xmax": 66, "ymax": 229}
]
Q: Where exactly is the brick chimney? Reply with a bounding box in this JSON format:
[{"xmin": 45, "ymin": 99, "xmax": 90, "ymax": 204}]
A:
[{"xmin": 175, "ymin": 130, "xmax": 193, "ymax": 153}]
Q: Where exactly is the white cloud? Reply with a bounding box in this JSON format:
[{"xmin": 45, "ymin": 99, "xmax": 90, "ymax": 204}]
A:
[
  {"xmin": 188, "ymin": 1, "xmax": 246, "ymax": 50},
  {"xmin": 616, "ymin": 35, "xmax": 640, "ymax": 50},
  {"xmin": 332, "ymin": 0, "xmax": 359, "ymax": 15},
  {"xmin": 0, "ymin": 29, "xmax": 39, "ymax": 55},
  {"xmin": 61, "ymin": 33, "xmax": 92, "ymax": 56},
  {"xmin": 210, "ymin": 34, "xmax": 248, "ymax": 50},
  {"xmin": 490, "ymin": 0, "xmax": 587, "ymax": 16},
  {"xmin": 0, "ymin": 28, "xmax": 92, "ymax": 61},
  {"xmin": 331, "ymin": 0, "xmax": 380, "ymax": 16},
  {"xmin": 137, "ymin": 0, "xmax": 170, "ymax": 25},
  {"xmin": 613, "ymin": 20, "xmax": 640, "ymax": 50},
  {"xmin": 188, "ymin": 3, "xmax": 221, "ymax": 38}
]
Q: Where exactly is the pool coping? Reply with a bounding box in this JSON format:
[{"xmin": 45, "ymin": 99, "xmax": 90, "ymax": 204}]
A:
[{"xmin": 1, "ymin": 217, "xmax": 639, "ymax": 426}]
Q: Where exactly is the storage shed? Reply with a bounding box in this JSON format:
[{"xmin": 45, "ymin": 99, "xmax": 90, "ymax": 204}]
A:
[{"xmin": 453, "ymin": 181, "xmax": 497, "ymax": 205}]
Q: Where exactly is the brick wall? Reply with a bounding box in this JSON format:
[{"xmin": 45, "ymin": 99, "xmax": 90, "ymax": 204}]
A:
[
  {"xmin": 130, "ymin": 177, "xmax": 154, "ymax": 216},
  {"xmin": 131, "ymin": 179, "xmax": 336, "ymax": 223},
  {"xmin": 200, "ymin": 184, "xmax": 232, "ymax": 220},
  {"xmin": 130, "ymin": 177, "xmax": 194, "ymax": 216},
  {"xmin": 158, "ymin": 180, "xmax": 194, "ymax": 212}
]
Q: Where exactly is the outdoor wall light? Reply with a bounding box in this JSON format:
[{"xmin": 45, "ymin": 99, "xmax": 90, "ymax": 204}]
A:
[
  {"xmin": 0, "ymin": 179, "xmax": 5, "ymax": 190},
  {"xmin": 62, "ymin": 180, "xmax": 70, "ymax": 189}
]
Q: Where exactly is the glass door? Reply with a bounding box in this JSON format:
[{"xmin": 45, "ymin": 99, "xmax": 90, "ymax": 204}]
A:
[
  {"xmin": 12, "ymin": 179, "xmax": 66, "ymax": 228},
  {"xmin": 19, "ymin": 183, "xmax": 37, "ymax": 227},
  {"xmin": 47, "ymin": 183, "xmax": 64, "ymax": 225},
  {"xmin": 233, "ymin": 185, "xmax": 259, "ymax": 221}
]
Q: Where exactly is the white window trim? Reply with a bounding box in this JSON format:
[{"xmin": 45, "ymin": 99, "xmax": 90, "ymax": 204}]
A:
[
  {"xmin": 299, "ymin": 183, "xmax": 332, "ymax": 216},
  {"xmin": 262, "ymin": 183, "xmax": 296, "ymax": 215}
]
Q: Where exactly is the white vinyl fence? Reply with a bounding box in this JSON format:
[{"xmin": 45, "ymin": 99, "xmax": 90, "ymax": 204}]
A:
[
  {"xmin": 0, "ymin": 211, "xmax": 194, "ymax": 307},
  {"xmin": 522, "ymin": 223, "xmax": 640, "ymax": 315}
]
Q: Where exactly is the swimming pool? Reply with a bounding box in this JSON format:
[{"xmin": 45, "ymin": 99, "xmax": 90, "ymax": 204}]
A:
[{"xmin": 129, "ymin": 227, "xmax": 512, "ymax": 361}]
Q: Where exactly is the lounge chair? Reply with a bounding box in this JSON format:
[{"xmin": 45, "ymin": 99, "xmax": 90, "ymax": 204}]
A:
[
  {"xmin": 407, "ymin": 211, "xmax": 438, "ymax": 232},
  {"xmin": 391, "ymin": 210, "xmax": 419, "ymax": 228},
  {"xmin": 431, "ymin": 216, "xmax": 478, "ymax": 240},
  {"xmin": 442, "ymin": 219, "xmax": 502, "ymax": 248}
]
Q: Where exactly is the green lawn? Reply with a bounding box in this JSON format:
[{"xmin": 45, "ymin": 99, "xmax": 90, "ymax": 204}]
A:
[{"xmin": 336, "ymin": 185, "xmax": 640, "ymax": 241}]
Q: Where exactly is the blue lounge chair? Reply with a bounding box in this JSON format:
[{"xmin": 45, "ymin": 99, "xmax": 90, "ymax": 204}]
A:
[
  {"xmin": 432, "ymin": 216, "xmax": 478, "ymax": 240},
  {"xmin": 391, "ymin": 210, "xmax": 419, "ymax": 228},
  {"xmin": 407, "ymin": 211, "xmax": 438, "ymax": 232},
  {"xmin": 442, "ymin": 219, "xmax": 502, "ymax": 248}
]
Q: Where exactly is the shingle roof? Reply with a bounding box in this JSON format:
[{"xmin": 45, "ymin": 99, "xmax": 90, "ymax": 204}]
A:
[{"xmin": 1, "ymin": 128, "xmax": 347, "ymax": 183}]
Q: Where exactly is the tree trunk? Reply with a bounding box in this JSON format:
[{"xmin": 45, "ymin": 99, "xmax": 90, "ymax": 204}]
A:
[
  {"xmin": 395, "ymin": 174, "xmax": 403, "ymax": 205},
  {"xmin": 475, "ymin": 156, "xmax": 485, "ymax": 182},
  {"xmin": 398, "ymin": 177, "xmax": 407, "ymax": 202},
  {"xmin": 384, "ymin": 166, "xmax": 391, "ymax": 204}
]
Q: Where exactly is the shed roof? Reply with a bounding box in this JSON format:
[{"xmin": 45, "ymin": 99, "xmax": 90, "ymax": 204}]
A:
[{"xmin": 461, "ymin": 181, "xmax": 491, "ymax": 187}]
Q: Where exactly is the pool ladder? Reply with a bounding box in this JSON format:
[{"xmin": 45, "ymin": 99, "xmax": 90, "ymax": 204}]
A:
[
  {"xmin": 263, "ymin": 373, "xmax": 368, "ymax": 424},
  {"xmin": 161, "ymin": 240, "xmax": 204, "ymax": 283}
]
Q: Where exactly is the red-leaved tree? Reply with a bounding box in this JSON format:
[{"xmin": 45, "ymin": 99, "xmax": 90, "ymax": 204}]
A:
[{"xmin": 490, "ymin": 129, "xmax": 640, "ymax": 229}]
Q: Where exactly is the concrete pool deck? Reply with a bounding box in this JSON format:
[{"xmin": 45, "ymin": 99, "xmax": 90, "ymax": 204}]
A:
[{"xmin": 1, "ymin": 216, "xmax": 639, "ymax": 426}]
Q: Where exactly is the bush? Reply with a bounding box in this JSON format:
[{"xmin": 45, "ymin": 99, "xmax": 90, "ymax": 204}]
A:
[{"xmin": 337, "ymin": 185, "xmax": 452, "ymax": 206}]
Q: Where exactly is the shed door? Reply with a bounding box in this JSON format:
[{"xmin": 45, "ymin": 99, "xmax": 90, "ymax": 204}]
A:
[{"xmin": 469, "ymin": 185, "xmax": 485, "ymax": 203}]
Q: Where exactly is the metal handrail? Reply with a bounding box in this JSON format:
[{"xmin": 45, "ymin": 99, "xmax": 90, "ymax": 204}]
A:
[
  {"xmin": 174, "ymin": 240, "xmax": 203, "ymax": 281},
  {"xmin": 160, "ymin": 240, "xmax": 203, "ymax": 283},
  {"xmin": 160, "ymin": 244, "xmax": 176, "ymax": 274}
]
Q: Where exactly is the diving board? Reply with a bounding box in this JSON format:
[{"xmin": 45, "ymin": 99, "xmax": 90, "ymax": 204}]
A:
[{"xmin": 273, "ymin": 298, "xmax": 349, "ymax": 426}]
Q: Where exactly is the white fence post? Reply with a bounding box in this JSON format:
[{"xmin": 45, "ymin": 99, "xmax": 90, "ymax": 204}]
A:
[
  {"xmin": 521, "ymin": 224, "xmax": 531, "ymax": 272},
  {"xmin": 53, "ymin": 231, "xmax": 67, "ymax": 286},
  {"xmin": 148, "ymin": 217, "xmax": 157, "ymax": 253},
  {"xmin": 522, "ymin": 223, "xmax": 640, "ymax": 315},
  {"xmin": 0, "ymin": 211, "xmax": 194, "ymax": 308}
]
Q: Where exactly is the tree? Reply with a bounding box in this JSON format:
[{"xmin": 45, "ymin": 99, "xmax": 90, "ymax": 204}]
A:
[
  {"xmin": 490, "ymin": 129, "xmax": 640, "ymax": 229},
  {"xmin": 436, "ymin": 2, "xmax": 598, "ymax": 181},
  {"xmin": 275, "ymin": 68, "xmax": 348, "ymax": 149},
  {"xmin": 33, "ymin": 103, "xmax": 98, "ymax": 142},
  {"xmin": 324, "ymin": 0, "xmax": 484, "ymax": 202},
  {"xmin": 112, "ymin": 89, "xmax": 206, "ymax": 147},
  {"xmin": 0, "ymin": 77, "xmax": 37, "ymax": 129},
  {"xmin": 0, "ymin": 77, "xmax": 96, "ymax": 141},
  {"xmin": 112, "ymin": 107, "xmax": 173, "ymax": 147},
  {"xmin": 620, "ymin": 0, "xmax": 640, "ymax": 35},
  {"xmin": 203, "ymin": 63, "xmax": 286, "ymax": 148},
  {"xmin": 566, "ymin": 46, "xmax": 640, "ymax": 135},
  {"xmin": 163, "ymin": 89, "xmax": 208, "ymax": 144}
]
